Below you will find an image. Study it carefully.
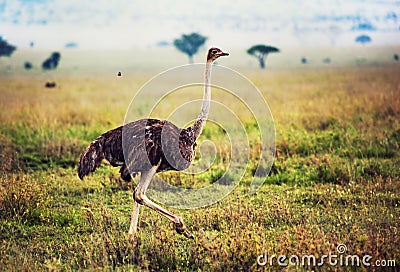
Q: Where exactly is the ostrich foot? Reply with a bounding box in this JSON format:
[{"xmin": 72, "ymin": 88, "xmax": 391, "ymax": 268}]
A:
[
  {"xmin": 175, "ymin": 221, "xmax": 194, "ymax": 239},
  {"xmin": 128, "ymin": 233, "xmax": 142, "ymax": 247}
]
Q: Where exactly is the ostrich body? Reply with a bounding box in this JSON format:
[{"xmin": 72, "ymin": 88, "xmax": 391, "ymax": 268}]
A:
[{"xmin": 78, "ymin": 48, "xmax": 229, "ymax": 240}]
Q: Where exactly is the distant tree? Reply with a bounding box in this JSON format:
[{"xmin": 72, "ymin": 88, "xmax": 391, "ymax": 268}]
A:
[
  {"xmin": 355, "ymin": 35, "xmax": 372, "ymax": 46},
  {"xmin": 65, "ymin": 42, "xmax": 78, "ymax": 48},
  {"xmin": 173, "ymin": 33, "xmax": 207, "ymax": 63},
  {"xmin": 301, "ymin": 57, "xmax": 307, "ymax": 64},
  {"xmin": 24, "ymin": 61, "xmax": 33, "ymax": 70},
  {"xmin": 394, "ymin": 54, "xmax": 399, "ymax": 61},
  {"xmin": 42, "ymin": 52, "xmax": 61, "ymax": 70},
  {"xmin": 352, "ymin": 22, "xmax": 376, "ymax": 31},
  {"xmin": 247, "ymin": 44, "xmax": 279, "ymax": 69},
  {"xmin": 323, "ymin": 57, "xmax": 331, "ymax": 64},
  {"xmin": 156, "ymin": 40, "xmax": 170, "ymax": 47},
  {"xmin": 0, "ymin": 37, "xmax": 16, "ymax": 58}
]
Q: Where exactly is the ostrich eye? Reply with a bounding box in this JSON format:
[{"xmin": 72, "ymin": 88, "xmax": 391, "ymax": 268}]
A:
[{"xmin": 212, "ymin": 50, "xmax": 218, "ymax": 54}]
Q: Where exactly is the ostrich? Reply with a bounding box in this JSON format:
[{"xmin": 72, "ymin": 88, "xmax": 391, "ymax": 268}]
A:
[{"xmin": 78, "ymin": 47, "xmax": 229, "ymax": 240}]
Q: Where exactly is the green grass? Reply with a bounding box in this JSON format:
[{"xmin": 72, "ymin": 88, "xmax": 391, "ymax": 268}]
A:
[{"xmin": 0, "ymin": 57, "xmax": 399, "ymax": 271}]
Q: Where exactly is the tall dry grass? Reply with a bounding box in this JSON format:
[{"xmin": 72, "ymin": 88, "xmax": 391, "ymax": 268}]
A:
[{"xmin": 0, "ymin": 61, "xmax": 399, "ymax": 270}]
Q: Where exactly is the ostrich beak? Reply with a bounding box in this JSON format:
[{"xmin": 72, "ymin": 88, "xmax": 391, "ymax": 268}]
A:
[{"xmin": 220, "ymin": 51, "xmax": 229, "ymax": 57}]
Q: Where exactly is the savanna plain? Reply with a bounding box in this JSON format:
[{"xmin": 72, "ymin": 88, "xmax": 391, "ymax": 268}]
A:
[{"xmin": 0, "ymin": 47, "xmax": 399, "ymax": 271}]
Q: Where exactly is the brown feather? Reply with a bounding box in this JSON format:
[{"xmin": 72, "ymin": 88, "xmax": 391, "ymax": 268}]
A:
[{"xmin": 77, "ymin": 118, "xmax": 197, "ymax": 181}]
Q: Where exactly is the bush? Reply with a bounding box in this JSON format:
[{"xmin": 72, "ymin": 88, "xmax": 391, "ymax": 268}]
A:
[{"xmin": 0, "ymin": 175, "xmax": 50, "ymax": 223}]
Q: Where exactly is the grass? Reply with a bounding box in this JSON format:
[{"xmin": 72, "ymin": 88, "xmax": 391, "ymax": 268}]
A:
[{"xmin": 0, "ymin": 50, "xmax": 399, "ymax": 270}]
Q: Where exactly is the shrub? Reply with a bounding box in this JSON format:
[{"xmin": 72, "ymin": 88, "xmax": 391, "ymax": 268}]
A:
[{"xmin": 0, "ymin": 175, "xmax": 50, "ymax": 223}]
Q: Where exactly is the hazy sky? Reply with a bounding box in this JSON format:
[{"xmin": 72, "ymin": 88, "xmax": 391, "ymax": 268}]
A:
[{"xmin": 1, "ymin": 0, "xmax": 399, "ymax": 49}]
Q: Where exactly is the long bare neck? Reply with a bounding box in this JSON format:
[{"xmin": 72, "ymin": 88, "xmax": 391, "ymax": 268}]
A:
[{"xmin": 192, "ymin": 61, "xmax": 212, "ymax": 140}]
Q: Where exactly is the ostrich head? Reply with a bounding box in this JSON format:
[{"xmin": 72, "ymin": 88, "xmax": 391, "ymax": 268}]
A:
[{"xmin": 207, "ymin": 47, "xmax": 229, "ymax": 63}]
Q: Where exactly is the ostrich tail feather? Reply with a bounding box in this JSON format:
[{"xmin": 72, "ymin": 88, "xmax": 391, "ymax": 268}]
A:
[{"xmin": 78, "ymin": 135, "xmax": 105, "ymax": 180}]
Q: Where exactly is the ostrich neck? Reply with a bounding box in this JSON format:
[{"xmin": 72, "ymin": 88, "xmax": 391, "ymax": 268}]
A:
[{"xmin": 192, "ymin": 62, "xmax": 212, "ymax": 140}]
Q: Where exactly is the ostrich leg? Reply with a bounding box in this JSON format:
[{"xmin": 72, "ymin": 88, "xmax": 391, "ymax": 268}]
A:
[
  {"xmin": 128, "ymin": 163, "xmax": 158, "ymax": 241},
  {"xmin": 129, "ymin": 163, "xmax": 194, "ymax": 240},
  {"xmin": 128, "ymin": 201, "xmax": 140, "ymax": 239}
]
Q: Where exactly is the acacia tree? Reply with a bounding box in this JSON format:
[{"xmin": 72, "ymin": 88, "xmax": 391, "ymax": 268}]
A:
[
  {"xmin": 355, "ymin": 35, "xmax": 372, "ymax": 46},
  {"xmin": 247, "ymin": 44, "xmax": 279, "ymax": 69},
  {"xmin": 173, "ymin": 33, "xmax": 207, "ymax": 63},
  {"xmin": 42, "ymin": 52, "xmax": 61, "ymax": 70},
  {"xmin": 0, "ymin": 37, "xmax": 16, "ymax": 59}
]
